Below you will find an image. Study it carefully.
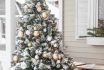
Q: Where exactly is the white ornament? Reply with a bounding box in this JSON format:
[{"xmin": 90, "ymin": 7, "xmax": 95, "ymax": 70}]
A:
[
  {"xmin": 53, "ymin": 43, "xmax": 58, "ymax": 47},
  {"xmin": 35, "ymin": 55, "xmax": 39, "ymax": 60},
  {"xmin": 26, "ymin": 30, "xmax": 31, "ymax": 35},
  {"xmin": 43, "ymin": 28, "xmax": 47, "ymax": 32},
  {"xmin": 51, "ymin": 40, "xmax": 57, "ymax": 45},
  {"xmin": 47, "ymin": 36, "xmax": 52, "ymax": 41},
  {"xmin": 57, "ymin": 60, "xmax": 61, "ymax": 63},
  {"xmin": 21, "ymin": 62, "xmax": 27, "ymax": 69}
]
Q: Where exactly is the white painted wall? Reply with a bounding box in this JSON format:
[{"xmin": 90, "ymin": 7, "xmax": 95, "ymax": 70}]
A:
[{"xmin": 64, "ymin": 0, "xmax": 104, "ymax": 65}]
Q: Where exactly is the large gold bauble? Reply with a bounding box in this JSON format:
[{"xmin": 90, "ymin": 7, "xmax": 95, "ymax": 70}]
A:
[
  {"xmin": 33, "ymin": 31, "xmax": 40, "ymax": 37},
  {"xmin": 18, "ymin": 31, "xmax": 24, "ymax": 37},
  {"xmin": 42, "ymin": 11, "xmax": 48, "ymax": 19},
  {"xmin": 13, "ymin": 55, "xmax": 19, "ymax": 63},
  {"xmin": 53, "ymin": 53, "xmax": 59, "ymax": 60}
]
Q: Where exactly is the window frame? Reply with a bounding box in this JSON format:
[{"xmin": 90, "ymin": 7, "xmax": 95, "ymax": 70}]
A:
[{"xmin": 75, "ymin": 0, "xmax": 98, "ymax": 39}]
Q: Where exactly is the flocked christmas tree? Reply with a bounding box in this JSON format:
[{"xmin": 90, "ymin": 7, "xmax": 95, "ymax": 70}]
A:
[{"xmin": 11, "ymin": 0, "xmax": 73, "ymax": 70}]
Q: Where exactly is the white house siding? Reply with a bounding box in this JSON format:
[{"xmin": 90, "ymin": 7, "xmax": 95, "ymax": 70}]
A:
[{"xmin": 64, "ymin": 0, "xmax": 104, "ymax": 65}]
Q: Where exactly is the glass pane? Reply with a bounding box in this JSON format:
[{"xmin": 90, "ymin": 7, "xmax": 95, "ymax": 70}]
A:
[
  {"xmin": 98, "ymin": 0, "xmax": 104, "ymax": 27},
  {"xmin": 0, "ymin": 0, "xmax": 5, "ymax": 15}
]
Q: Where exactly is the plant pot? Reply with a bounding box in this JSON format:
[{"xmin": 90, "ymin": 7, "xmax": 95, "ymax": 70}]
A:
[{"xmin": 87, "ymin": 37, "xmax": 104, "ymax": 45}]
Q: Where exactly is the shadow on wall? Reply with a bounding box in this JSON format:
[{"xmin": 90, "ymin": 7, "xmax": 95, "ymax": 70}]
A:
[
  {"xmin": 0, "ymin": 62, "xmax": 3, "ymax": 70},
  {"xmin": 0, "ymin": 44, "xmax": 5, "ymax": 51}
]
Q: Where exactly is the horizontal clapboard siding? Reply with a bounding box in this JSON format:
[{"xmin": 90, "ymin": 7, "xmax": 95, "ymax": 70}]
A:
[{"xmin": 64, "ymin": 0, "xmax": 104, "ymax": 65}]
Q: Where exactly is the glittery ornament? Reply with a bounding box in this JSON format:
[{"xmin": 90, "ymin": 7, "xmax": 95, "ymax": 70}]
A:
[
  {"xmin": 18, "ymin": 31, "xmax": 24, "ymax": 38},
  {"xmin": 53, "ymin": 43, "xmax": 59, "ymax": 48},
  {"xmin": 35, "ymin": 55, "xmax": 39, "ymax": 60},
  {"xmin": 47, "ymin": 35, "xmax": 52, "ymax": 41},
  {"xmin": 52, "ymin": 53, "xmax": 59, "ymax": 60},
  {"xmin": 33, "ymin": 31, "xmax": 40, "ymax": 37},
  {"xmin": 42, "ymin": 11, "xmax": 48, "ymax": 20},
  {"xmin": 13, "ymin": 55, "xmax": 19, "ymax": 63},
  {"xmin": 21, "ymin": 62, "xmax": 28, "ymax": 69},
  {"xmin": 42, "ymin": 51, "xmax": 48, "ymax": 58},
  {"xmin": 43, "ymin": 28, "xmax": 47, "ymax": 32},
  {"xmin": 26, "ymin": 30, "xmax": 31, "ymax": 35},
  {"xmin": 28, "ymin": 42, "xmax": 32, "ymax": 47},
  {"xmin": 36, "ymin": 6, "xmax": 42, "ymax": 12}
]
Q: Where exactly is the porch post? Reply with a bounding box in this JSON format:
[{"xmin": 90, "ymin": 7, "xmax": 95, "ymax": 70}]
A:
[{"xmin": 4, "ymin": 0, "xmax": 16, "ymax": 70}]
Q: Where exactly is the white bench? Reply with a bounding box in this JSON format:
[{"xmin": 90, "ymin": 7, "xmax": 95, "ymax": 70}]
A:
[{"xmin": 74, "ymin": 62, "xmax": 104, "ymax": 70}]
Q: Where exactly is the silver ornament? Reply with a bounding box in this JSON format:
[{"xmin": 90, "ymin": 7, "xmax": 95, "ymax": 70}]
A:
[
  {"xmin": 35, "ymin": 55, "xmax": 39, "ymax": 60},
  {"xmin": 53, "ymin": 43, "xmax": 58, "ymax": 48},
  {"xmin": 32, "ymin": 58, "xmax": 39, "ymax": 66},
  {"xmin": 47, "ymin": 35, "xmax": 52, "ymax": 41},
  {"xmin": 43, "ymin": 28, "xmax": 47, "ymax": 32},
  {"xmin": 51, "ymin": 40, "xmax": 57, "ymax": 45},
  {"xmin": 57, "ymin": 60, "xmax": 61, "ymax": 64},
  {"xmin": 26, "ymin": 30, "xmax": 31, "ymax": 35},
  {"xmin": 21, "ymin": 62, "xmax": 28, "ymax": 69}
]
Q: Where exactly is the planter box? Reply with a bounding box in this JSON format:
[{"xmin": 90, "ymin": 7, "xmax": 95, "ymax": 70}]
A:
[{"xmin": 87, "ymin": 37, "xmax": 104, "ymax": 45}]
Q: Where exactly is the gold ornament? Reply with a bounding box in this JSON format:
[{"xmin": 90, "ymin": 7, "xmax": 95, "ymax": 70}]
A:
[
  {"xmin": 37, "ymin": 6, "xmax": 42, "ymax": 12},
  {"xmin": 42, "ymin": 51, "xmax": 48, "ymax": 58},
  {"xmin": 18, "ymin": 31, "xmax": 24, "ymax": 37},
  {"xmin": 42, "ymin": 11, "xmax": 48, "ymax": 20},
  {"xmin": 48, "ymin": 47, "xmax": 53, "ymax": 52},
  {"xmin": 53, "ymin": 53, "xmax": 59, "ymax": 60},
  {"xmin": 28, "ymin": 42, "xmax": 32, "ymax": 47},
  {"xmin": 33, "ymin": 31, "xmax": 40, "ymax": 37},
  {"xmin": 13, "ymin": 55, "xmax": 19, "ymax": 63}
]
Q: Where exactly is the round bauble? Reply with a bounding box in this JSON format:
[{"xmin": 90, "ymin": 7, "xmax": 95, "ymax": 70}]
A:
[
  {"xmin": 51, "ymin": 40, "xmax": 57, "ymax": 45},
  {"xmin": 42, "ymin": 11, "xmax": 48, "ymax": 20},
  {"xmin": 52, "ymin": 53, "xmax": 59, "ymax": 60},
  {"xmin": 35, "ymin": 55, "xmax": 39, "ymax": 60},
  {"xmin": 53, "ymin": 43, "xmax": 59, "ymax": 48},
  {"xmin": 21, "ymin": 62, "xmax": 27, "ymax": 69},
  {"xmin": 47, "ymin": 35, "xmax": 52, "ymax": 41},
  {"xmin": 33, "ymin": 31, "xmax": 40, "ymax": 37},
  {"xmin": 48, "ymin": 47, "xmax": 52, "ymax": 52},
  {"xmin": 42, "ymin": 51, "xmax": 48, "ymax": 58},
  {"xmin": 26, "ymin": 30, "xmax": 31, "ymax": 35},
  {"xmin": 43, "ymin": 28, "xmax": 47, "ymax": 32},
  {"xmin": 57, "ymin": 60, "xmax": 61, "ymax": 64},
  {"xmin": 37, "ymin": 6, "xmax": 42, "ymax": 12},
  {"xmin": 18, "ymin": 31, "xmax": 24, "ymax": 38},
  {"xmin": 13, "ymin": 55, "xmax": 19, "ymax": 63},
  {"xmin": 28, "ymin": 42, "xmax": 32, "ymax": 47}
]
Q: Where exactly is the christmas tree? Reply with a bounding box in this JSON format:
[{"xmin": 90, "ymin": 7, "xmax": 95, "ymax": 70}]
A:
[{"xmin": 11, "ymin": 0, "xmax": 73, "ymax": 70}]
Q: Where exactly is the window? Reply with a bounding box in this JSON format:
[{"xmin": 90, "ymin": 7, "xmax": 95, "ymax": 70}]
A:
[
  {"xmin": 76, "ymin": 0, "xmax": 99, "ymax": 39},
  {"xmin": 0, "ymin": 0, "xmax": 6, "ymax": 44}
]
